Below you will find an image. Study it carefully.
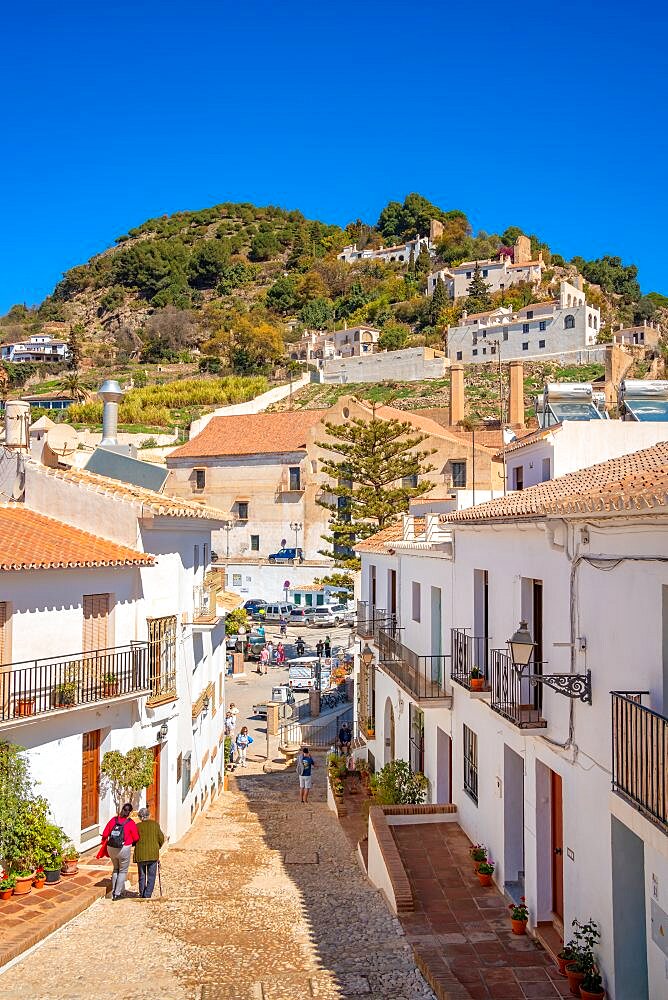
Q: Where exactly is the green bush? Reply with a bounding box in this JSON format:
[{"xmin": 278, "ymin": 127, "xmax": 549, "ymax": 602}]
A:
[{"xmin": 370, "ymin": 759, "xmax": 428, "ymax": 805}]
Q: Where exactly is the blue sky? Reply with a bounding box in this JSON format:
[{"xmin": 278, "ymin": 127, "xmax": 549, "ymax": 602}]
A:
[{"xmin": 1, "ymin": 0, "xmax": 667, "ymax": 313}]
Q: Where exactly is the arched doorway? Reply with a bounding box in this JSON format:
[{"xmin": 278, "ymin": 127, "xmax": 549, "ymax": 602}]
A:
[{"xmin": 384, "ymin": 697, "xmax": 395, "ymax": 764}]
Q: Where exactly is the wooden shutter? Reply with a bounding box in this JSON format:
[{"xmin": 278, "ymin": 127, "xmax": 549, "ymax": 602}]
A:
[
  {"xmin": 0, "ymin": 602, "xmax": 8, "ymax": 665},
  {"xmin": 83, "ymin": 594, "xmax": 110, "ymax": 653}
]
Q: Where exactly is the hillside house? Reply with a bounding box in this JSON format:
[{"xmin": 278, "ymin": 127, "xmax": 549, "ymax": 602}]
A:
[
  {"xmin": 1, "ymin": 334, "xmax": 70, "ymax": 363},
  {"xmin": 427, "ymin": 235, "xmax": 545, "ymax": 300}
]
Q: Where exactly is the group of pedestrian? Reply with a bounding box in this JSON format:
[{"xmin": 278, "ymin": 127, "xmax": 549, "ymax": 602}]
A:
[
  {"xmin": 97, "ymin": 802, "xmax": 165, "ymax": 900},
  {"xmin": 315, "ymin": 636, "xmax": 332, "ymax": 659},
  {"xmin": 224, "ymin": 702, "xmax": 253, "ymax": 767},
  {"xmin": 257, "ymin": 639, "xmax": 287, "ymax": 674}
]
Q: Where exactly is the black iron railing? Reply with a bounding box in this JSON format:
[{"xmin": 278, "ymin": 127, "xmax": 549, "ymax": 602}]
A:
[
  {"xmin": 356, "ymin": 601, "xmax": 389, "ymax": 638},
  {"xmin": 376, "ymin": 627, "xmax": 449, "ymax": 701},
  {"xmin": 612, "ymin": 691, "xmax": 667, "ymax": 834},
  {"xmin": 0, "ymin": 643, "xmax": 154, "ymax": 722},
  {"xmin": 451, "ymin": 628, "xmax": 490, "ymax": 689},
  {"xmin": 489, "ymin": 649, "xmax": 547, "ymax": 728}
]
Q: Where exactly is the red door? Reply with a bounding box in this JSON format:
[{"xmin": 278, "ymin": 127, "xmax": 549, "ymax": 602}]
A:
[
  {"xmin": 146, "ymin": 745, "xmax": 161, "ymax": 821},
  {"xmin": 551, "ymin": 771, "xmax": 564, "ymax": 922}
]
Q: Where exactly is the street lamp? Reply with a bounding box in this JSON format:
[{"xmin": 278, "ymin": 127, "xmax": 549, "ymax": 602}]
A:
[
  {"xmin": 360, "ymin": 642, "xmax": 374, "ymax": 669},
  {"xmin": 222, "ymin": 520, "xmax": 232, "ymax": 559},
  {"xmin": 290, "ymin": 521, "xmax": 302, "ymax": 551},
  {"xmin": 506, "ymin": 620, "xmax": 592, "ymax": 704}
]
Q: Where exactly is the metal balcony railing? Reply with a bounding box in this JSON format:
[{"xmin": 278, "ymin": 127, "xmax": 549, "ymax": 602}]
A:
[
  {"xmin": 376, "ymin": 627, "xmax": 450, "ymax": 702},
  {"xmin": 488, "ymin": 649, "xmax": 547, "ymax": 729},
  {"xmin": 451, "ymin": 628, "xmax": 490, "ymax": 689},
  {"xmin": 356, "ymin": 601, "xmax": 390, "ymax": 638},
  {"xmin": 0, "ymin": 643, "xmax": 154, "ymax": 723},
  {"xmin": 612, "ymin": 691, "xmax": 667, "ymax": 835}
]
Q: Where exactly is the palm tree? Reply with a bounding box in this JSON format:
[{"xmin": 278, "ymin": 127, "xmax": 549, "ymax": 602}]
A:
[{"xmin": 63, "ymin": 371, "xmax": 88, "ymax": 403}]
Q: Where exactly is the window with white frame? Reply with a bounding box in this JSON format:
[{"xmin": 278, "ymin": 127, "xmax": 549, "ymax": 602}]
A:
[{"xmin": 463, "ymin": 724, "xmax": 478, "ymax": 803}]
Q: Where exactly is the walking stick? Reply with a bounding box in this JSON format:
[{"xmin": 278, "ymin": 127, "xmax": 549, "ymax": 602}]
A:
[{"xmin": 158, "ymin": 860, "xmax": 163, "ymax": 897}]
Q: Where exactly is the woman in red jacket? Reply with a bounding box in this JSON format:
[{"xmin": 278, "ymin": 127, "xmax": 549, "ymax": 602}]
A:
[{"xmin": 98, "ymin": 802, "xmax": 140, "ymax": 900}]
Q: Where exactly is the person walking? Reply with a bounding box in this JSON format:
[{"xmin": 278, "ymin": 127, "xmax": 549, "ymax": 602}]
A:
[
  {"xmin": 266, "ymin": 639, "xmax": 274, "ymax": 664},
  {"xmin": 279, "ymin": 615, "xmax": 288, "ymax": 638},
  {"xmin": 339, "ymin": 721, "xmax": 352, "ymax": 754},
  {"xmin": 98, "ymin": 802, "xmax": 140, "ymax": 900},
  {"xmin": 297, "ymin": 745, "xmax": 315, "ymax": 803},
  {"xmin": 259, "ymin": 645, "xmax": 270, "ymax": 675},
  {"xmin": 225, "ymin": 709, "xmax": 236, "ymax": 737},
  {"xmin": 276, "ymin": 641, "xmax": 286, "ymax": 666},
  {"xmin": 229, "ymin": 702, "xmax": 240, "ymax": 723},
  {"xmin": 134, "ymin": 805, "xmax": 165, "ymax": 899},
  {"xmin": 324, "ymin": 636, "xmax": 332, "ymax": 658},
  {"xmin": 295, "ymin": 635, "xmax": 305, "ymax": 657},
  {"xmin": 236, "ymin": 726, "xmax": 252, "ymax": 766},
  {"xmin": 316, "ymin": 639, "xmax": 324, "ymax": 659}
]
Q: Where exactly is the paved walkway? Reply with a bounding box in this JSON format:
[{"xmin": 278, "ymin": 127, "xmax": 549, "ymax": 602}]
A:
[
  {"xmin": 392, "ymin": 823, "xmax": 569, "ymax": 1000},
  {"xmin": 0, "ymin": 761, "xmax": 434, "ymax": 1000}
]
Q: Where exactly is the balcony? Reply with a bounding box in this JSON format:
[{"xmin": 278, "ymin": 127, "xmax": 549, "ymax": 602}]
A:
[
  {"xmin": 376, "ymin": 627, "xmax": 450, "ymax": 703},
  {"xmin": 0, "ymin": 643, "xmax": 154, "ymax": 724},
  {"xmin": 488, "ymin": 649, "xmax": 547, "ymax": 729},
  {"xmin": 451, "ymin": 628, "xmax": 490, "ymax": 691},
  {"xmin": 356, "ymin": 601, "xmax": 390, "ymax": 638},
  {"xmin": 612, "ymin": 692, "xmax": 667, "ymax": 835}
]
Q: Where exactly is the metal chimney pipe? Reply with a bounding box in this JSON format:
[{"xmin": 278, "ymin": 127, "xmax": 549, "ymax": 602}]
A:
[{"xmin": 98, "ymin": 379, "xmax": 124, "ymax": 446}]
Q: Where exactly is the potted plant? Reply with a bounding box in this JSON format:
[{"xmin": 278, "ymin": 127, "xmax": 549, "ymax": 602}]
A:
[
  {"xmin": 580, "ymin": 967, "xmax": 605, "ymax": 1000},
  {"xmin": 102, "ymin": 672, "xmax": 119, "ymax": 697},
  {"xmin": 366, "ymin": 716, "xmax": 375, "ymax": 738},
  {"xmin": 556, "ymin": 944, "xmax": 576, "ymax": 977},
  {"xmin": 61, "ymin": 843, "xmax": 79, "ymax": 875},
  {"xmin": 469, "ymin": 666, "xmax": 485, "ymax": 691},
  {"xmin": 476, "ymin": 861, "xmax": 495, "ymax": 887},
  {"xmin": 564, "ymin": 918, "xmax": 600, "ymax": 997},
  {"xmin": 33, "ymin": 867, "xmax": 46, "ymax": 889},
  {"xmin": 509, "ymin": 897, "xmax": 529, "ymax": 935},
  {"xmin": 53, "ymin": 680, "xmax": 77, "ymax": 708},
  {"xmin": 13, "ymin": 869, "xmax": 35, "ymax": 895},
  {"xmin": 15, "ymin": 695, "xmax": 36, "ymax": 717},
  {"xmin": 0, "ymin": 873, "xmax": 16, "ymax": 900},
  {"xmin": 470, "ymin": 844, "xmax": 487, "ymax": 869}
]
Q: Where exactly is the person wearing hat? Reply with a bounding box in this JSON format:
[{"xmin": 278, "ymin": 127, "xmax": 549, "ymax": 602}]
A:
[
  {"xmin": 134, "ymin": 805, "xmax": 165, "ymax": 898},
  {"xmin": 297, "ymin": 744, "xmax": 315, "ymax": 803}
]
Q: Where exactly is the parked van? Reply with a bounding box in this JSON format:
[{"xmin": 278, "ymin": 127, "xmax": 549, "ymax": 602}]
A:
[{"xmin": 264, "ymin": 603, "xmax": 293, "ymax": 622}]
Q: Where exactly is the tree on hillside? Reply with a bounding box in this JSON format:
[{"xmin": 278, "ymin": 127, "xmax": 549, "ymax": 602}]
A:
[
  {"xmin": 377, "ymin": 193, "xmax": 448, "ymax": 242},
  {"xmin": 465, "ymin": 264, "xmax": 492, "ymax": 313},
  {"xmin": 63, "ymin": 371, "xmax": 88, "ymax": 403},
  {"xmin": 141, "ymin": 307, "xmax": 197, "ymax": 362},
  {"xmin": 378, "ymin": 323, "xmax": 410, "ymax": 352},
  {"xmin": 248, "ymin": 230, "xmax": 280, "ymax": 262},
  {"xmin": 415, "ymin": 244, "xmax": 432, "ymax": 282},
  {"xmin": 316, "ymin": 410, "xmax": 436, "ymax": 569},
  {"xmin": 66, "ymin": 323, "xmax": 84, "ymax": 370},
  {"xmin": 578, "ymin": 256, "xmax": 641, "ymax": 300},
  {"xmin": 299, "ymin": 297, "xmax": 334, "ymax": 329},
  {"xmin": 266, "ymin": 274, "xmax": 300, "ymax": 315},
  {"xmin": 230, "ymin": 319, "xmax": 283, "ymax": 374},
  {"xmin": 429, "ymin": 276, "xmax": 449, "ymax": 325}
]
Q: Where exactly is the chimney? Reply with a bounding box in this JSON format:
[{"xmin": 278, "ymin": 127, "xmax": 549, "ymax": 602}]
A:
[
  {"xmin": 508, "ymin": 361, "xmax": 525, "ymax": 427},
  {"xmin": 449, "ymin": 364, "xmax": 465, "ymax": 425},
  {"xmin": 98, "ymin": 379, "xmax": 125, "ymax": 446}
]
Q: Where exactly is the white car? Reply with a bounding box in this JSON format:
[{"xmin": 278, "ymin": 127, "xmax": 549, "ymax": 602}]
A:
[
  {"xmin": 328, "ymin": 603, "xmax": 355, "ymax": 626},
  {"xmin": 307, "ymin": 607, "xmax": 337, "ymax": 628}
]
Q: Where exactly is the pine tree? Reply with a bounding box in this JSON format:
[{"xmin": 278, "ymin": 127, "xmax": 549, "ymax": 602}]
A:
[
  {"xmin": 415, "ymin": 244, "xmax": 432, "ymax": 279},
  {"xmin": 316, "ymin": 410, "xmax": 436, "ymax": 569},
  {"xmin": 465, "ymin": 263, "xmax": 492, "ymax": 313},
  {"xmin": 66, "ymin": 323, "xmax": 84, "ymax": 370},
  {"xmin": 429, "ymin": 275, "xmax": 449, "ymax": 324}
]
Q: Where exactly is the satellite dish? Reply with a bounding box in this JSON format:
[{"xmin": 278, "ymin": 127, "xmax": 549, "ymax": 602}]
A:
[{"xmin": 45, "ymin": 424, "xmax": 80, "ymax": 457}]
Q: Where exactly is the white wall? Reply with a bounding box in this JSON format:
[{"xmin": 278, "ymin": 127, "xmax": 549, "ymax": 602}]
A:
[{"xmin": 321, "ymin": 347, "xmax": 449, "ymax": 385}]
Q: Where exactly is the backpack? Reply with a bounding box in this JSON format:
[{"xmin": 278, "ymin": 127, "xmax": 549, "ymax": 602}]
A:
[{"xmin": 107, "ymin": 818, "xmax": 127, "ymax": 849}]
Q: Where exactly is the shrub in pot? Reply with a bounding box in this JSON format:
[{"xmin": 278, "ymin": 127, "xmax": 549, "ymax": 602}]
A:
[
  {"xmin": 102, "ymin": 672, "xmax": 119, "ymax": 697},
  {"xmin": 556, "ymin": 945, "xmax": 576, "ymax": 976},
  {"xmin": 61, "ymin": 843, "xmax": 79, "ymax": 875},
  {"xmin": 476, "ymin": 861, "xmax": 495, "ymax": 887},
  {"xmin": 470, "ymin": 844, "xmax": 487, "ymax": 869},
  {"xmin": 33, "ymin": 867, "xmax": 46, "ymax": 889},
  {"xmin": 469, "ymin": 666, "xmax": 484, "ymax": 691},
  {"xmin": 580, "ymin": 967, "xmax": 605, "ymax": 1000},
  {"xmin": 509, "ymin": 897, "xmax": 529, "ymax": 935},
  {"xmin": 0, "ymin": 874, "xmax": 16, "ymax": 900},
  {"xmin": 563, "ymin": 918, "xmax": 600, "ymax": 997},
  {"xmin": 53, "ymin": 681, "xmax": 77, "ymax": 708},
  {"xmin": 13, "ymin": 870, "xmax": 35, "ymax": 895}
]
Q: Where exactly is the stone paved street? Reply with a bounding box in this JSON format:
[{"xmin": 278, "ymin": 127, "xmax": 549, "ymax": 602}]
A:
[{"xmin": 0, "ymin": 746, "xmax": 434, "ymax": 999}]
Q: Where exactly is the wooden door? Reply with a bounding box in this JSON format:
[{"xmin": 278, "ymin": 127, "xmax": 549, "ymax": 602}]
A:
[
  {"xmin": 551, "ymin": 770, "xmax": 564, "ymax": 922},
  {"xmin": 145, "ymin": 745, "xmax": 161, "ymax": 821},
  {"xmin": 81, "ymin": 730, "xmax": 100, "ymax": 830},
  {"xmin": 83, "ymin": 594, "xmax": 110, "ymax": 653}
]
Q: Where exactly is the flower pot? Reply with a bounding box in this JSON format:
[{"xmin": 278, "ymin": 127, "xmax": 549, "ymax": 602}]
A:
[
  {"xmin": 0, "ymin": 888, "xmax": 13, "ymax": 900},
  {"xmin": 102, "ymin": 682, "xmax": 119, "ymax": 698},
  {"xmin": 477, "ymin": 872, "xmax": 493, "ymax": 887},
  {"xmin": 470, "ymin": 677, "xmax": 484, "ymax": 691},
  {"xmin": 44, "ymin": 868, "xmax": 61, "ymax": 884},
  {"xmin": 565, "ymin": 964, "xmax": 585, "ymax": 997},
  {"xmin": 510, "ymin": 918, "xmax": 527, "ymax": 935},
  {"xmin": 13, "ymin": 874, "xmax": 34, "ymax": 895},
  {"xmin": 33, "ymin": 877, "xmax": 46, "ymax": 889},
  {"xmin": 61, "ymin": 859, "xmax": 78, "ymax": 876},
  {"xmin": 556, "ymin": 954, "xmax": 571, "ymax": 977},
  {"xmin": 579, "ymin": 990, "xmax": 605, "ymax": 1000},
  {"xmin": 16, "ymin": 697, "xmax": 35, "ymax": 717}
]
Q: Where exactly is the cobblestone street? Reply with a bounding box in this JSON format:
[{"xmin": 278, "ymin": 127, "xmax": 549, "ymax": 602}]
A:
[{"xmin": 0, "ymin": 754, "xmax": 434, "ymax": 1000}]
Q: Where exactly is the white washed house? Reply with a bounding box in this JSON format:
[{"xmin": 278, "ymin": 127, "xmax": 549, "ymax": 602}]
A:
[
  {"xmin": 355, "ymin": 443, "xmax": 668, "ymax": 999},
  {"xmin": 0, "ymin": 456, "xmax": 229, "ymax": 851}
]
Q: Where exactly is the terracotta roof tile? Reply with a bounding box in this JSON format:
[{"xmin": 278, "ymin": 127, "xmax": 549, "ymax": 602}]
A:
[
  {"xmin": 39, "ymin": 465, "xmax": 227, "ymax": 520},
  {"xmin": 355, "ymin": 522, "xmax": 404, "ymax": 552},
  {"xmin": 0, "ymin": 506, "xmax": 154, "ymax": 571},
  {"xmin": 442, "ymin": 442, "xmax": 668, "ymax": 522},
  {"xmin": 168, "ymin": 411, "xmax": 325, "ymax": 459}
]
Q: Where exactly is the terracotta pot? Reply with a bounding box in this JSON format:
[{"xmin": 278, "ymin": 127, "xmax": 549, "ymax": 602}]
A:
[
  {"xmin": 0, "ymin": 888, "xmax": 13, "ymax": 900},
  {"xmin": 13, "ymin": 874, "xmax": 34, "ymax": 895},
  {"xmin": 16, "ymin": 698, "xmax": 35, "ymax": 717},
  {"xmin": 33, "ymin": 877, "xmax": 46, "ymax": 889},
  {"xmin": 556, "ymin": 954, "xmax": 571, "ymax": 976},
  {"xmin": 510, "ymin": 918, "xmax": 527, "ymax": 935},
  {"xmin": 565, "ymin": 964, "xmax": 585, "ymax": 997},
  {"xmin": 470, "ymin": 677, "xmax": 484, "ymax": 691},
  {"xmin": 61, "ymin": 859, "xmax": 78, "ymax": 876},
  {"xmin": 477, "ymin": 872, "xmax": 493, "ymax": 887},
  {"xmin": 103, "ymin": 682, "xmax": 119, "ymax": 697},
  {"xmin": 579, "ymin": 990, "xmax": 605, "ymax": 1000}
]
